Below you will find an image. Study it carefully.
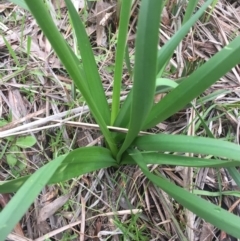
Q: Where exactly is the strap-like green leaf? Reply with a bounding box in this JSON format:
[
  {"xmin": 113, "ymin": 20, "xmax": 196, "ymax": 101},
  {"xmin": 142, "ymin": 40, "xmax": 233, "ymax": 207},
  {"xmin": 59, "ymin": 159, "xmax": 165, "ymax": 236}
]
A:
[
  {"xmin": 0, "ymin": 147, "xmax": 116, "ymax": 193},
  {"xmin": 24, "ymin": 0, "xmax": 118, "ymax": 155},
  {"xmin": 111, "ymin": 0, "xmax": 133, "ymax": 124},
  {"xmin": 0, "ymin": 154, "xmax": 66, "ymax": 240},
  {"xmin": 121, "ymin": 152, "xmax": 240, "ymax": 168},
  {"xmin": 65, "ymin": 0, "xmax": 110, "ymax": 124},
  {"xmin": 133, "ymin": 134, "xmax": 240, "ymax": 162},
  {"xmin": 182, "ymin": 0, "xmax": 198, "ymax": 25},
  {"xmin": 144, "ymin": 36, "xmax": 240, "ymax": 129},
  {"xmin": 130, "ymin": 150, "xmax": 240, "ymax": 239},
  {"xmin": 227, "ymin": 167, "xmax": 240, "ymax": 187},
  {"xmin": 8, "ymin": 0, "xmax": 29, "ymax": 10},
  {"xmin": 117, "ymin": 0, "xmax": 163, "ymax": 160}
]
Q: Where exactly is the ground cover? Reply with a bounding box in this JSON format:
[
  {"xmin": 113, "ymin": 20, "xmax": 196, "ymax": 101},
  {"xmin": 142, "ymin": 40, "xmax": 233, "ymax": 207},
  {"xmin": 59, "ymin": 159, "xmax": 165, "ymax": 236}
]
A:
[{"xmin": 1, "ymin": 0, "xmax": 240, "ymax": 240}]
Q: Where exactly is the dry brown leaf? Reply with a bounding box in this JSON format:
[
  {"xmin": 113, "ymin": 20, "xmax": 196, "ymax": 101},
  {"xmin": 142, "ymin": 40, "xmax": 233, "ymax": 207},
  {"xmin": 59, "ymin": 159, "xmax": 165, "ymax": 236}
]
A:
[
  {"xmin": 27, "ymin": 40, "xmax": 46, "ymax": 60},
  {"xmin": 0, "ymin": 3, "xmax": 12, "ymax": 13},
  {"xmin": 154, "ymin": 93, "xmax": 166, "ymax": 103},
  {"xmin": 44, "ymin": 38, "xmax": 52, "ymax": 54},
  {"xmin": 99, "ymin": 12, "xmax": 113, "ymax": 26},
  {"xmin": 217, "ymin": 18, "xmax": 239, "ymax": 36},
  {"xmin": 194, "ymin": 41, "xmax": 218, "ymax": 55},
  {"xmin": 52, "ymin": 0, "xmax": 66, "ymax": 9},
  {"xmin": 86, "ymin": 25, "xmax": 96, "ymax": 36},
  {"xmin": 7, "ymin": 233, "xmax": 32, "ymax": 241},
  {"xmin": 0, "ymin": 108, "xmax": 46, "ymax": 132},
  {"xmin": 161, "ymin": 7, "xmax": 170, "ymax": 26},
  {"xmin": 38, "ymin": 221, "xmax": 51, "ymax": 235},
  {"xmin": 93, "ymin": 218, "xmax": 102, "ymax": 241},
  {"xmin": 96, "ymin": 0, "xmax": 108, "ymax": 47},
  {"xmin": 8, "ymin": 85, "xmax": 28, "ymax": 120},
  {"xmin": 42, "ymin": 188, "xmax": 59, "ymax": 205},
  {"xmin": 38, "ymin": 194, "xmax": 70, "ymax": 222}
]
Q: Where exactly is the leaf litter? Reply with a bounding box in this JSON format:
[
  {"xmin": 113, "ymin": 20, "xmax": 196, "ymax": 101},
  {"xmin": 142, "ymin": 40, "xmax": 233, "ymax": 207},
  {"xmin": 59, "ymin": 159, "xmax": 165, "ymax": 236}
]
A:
[{"xmin": 0, "ymin": 0, "xmax": 240, "ymax": 240}]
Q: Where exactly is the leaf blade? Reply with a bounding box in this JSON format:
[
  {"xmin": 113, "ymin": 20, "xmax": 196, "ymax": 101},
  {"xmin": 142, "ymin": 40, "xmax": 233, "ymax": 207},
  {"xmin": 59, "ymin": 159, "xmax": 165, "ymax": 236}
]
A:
[
  {"xmin": 0, "ymin": 155, "xmax": 66, "ymax": 240},
  {"xmin": 24, "ymin": 0, "xmax": 118, "ymax": 155},
  {"xmin": 117, "ymin": 0, "xmax": 163, "ymax": 160},
  {"xmin": 121, "ymin": 152, "xmax": 240, "ymax": 168},
  {"xmin": 133, "ymin": 134, "xmax": 240, "ymax": 162},
  {"xmin": 131, "ymin": 150, "xmax": 240, "ymax": 239},
  {"xmin": 65, "ymin": 0, "xmax": 111, "ymax": 124},
  {"xmin": 111, "ymin": 0, "xmax": 133, "ymax": 124},
  {"xmin": 144, "ymin": 36, "xmax": 240, "ymax": 129},
  {"xmin": 8, "ymin": 0, "xmax": 29, "ymax": 10},
  {"xmin": 0, "ymin": 147, "xmax": 116, "ymax": 193}
]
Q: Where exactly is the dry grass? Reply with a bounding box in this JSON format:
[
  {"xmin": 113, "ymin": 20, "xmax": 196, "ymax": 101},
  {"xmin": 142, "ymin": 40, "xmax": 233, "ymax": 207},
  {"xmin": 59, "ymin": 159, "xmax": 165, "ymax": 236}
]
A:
[{"xmin": 1, "ymin": 0, "xmax": 240, "ymax": 240}]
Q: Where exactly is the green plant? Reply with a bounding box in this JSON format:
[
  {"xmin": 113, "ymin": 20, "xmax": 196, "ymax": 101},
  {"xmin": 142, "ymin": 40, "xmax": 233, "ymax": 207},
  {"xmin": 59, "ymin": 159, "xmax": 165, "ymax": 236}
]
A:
[
  {"xmin": 1, "ymin": 0, "xmax": 240, "ymax": 239},
  {"xmin": 0, "ymin": 119, "xmax": 36, "ymax": 174},
  {"xmin": 113, "ymin": 214, "xmax": 149, "ymax": 241}
]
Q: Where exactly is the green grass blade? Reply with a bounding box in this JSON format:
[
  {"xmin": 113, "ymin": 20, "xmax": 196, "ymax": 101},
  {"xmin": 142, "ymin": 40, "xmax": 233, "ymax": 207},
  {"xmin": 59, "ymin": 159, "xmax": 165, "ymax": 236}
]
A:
[
  {"xmin": 114, "ymin": 91, "xmax": 132, "ymax": 129},
  {"xmin": 26, "ymin": 36, "xmax": 31, "ymax": 62},
  {"xmin": 117, "ymin": 0, "xmax": 163, "ymax": 160},
  {"xmin": 111, "ymin": 0, "xmax": 132, "ymax": 125},
  {"xmin": 130, "ymin": 150, "xmax": 240, "ymax": 239},
  {"xmin": 121, "ymin": 152, "xmax": 240, "ymax": 168},
  {"xmin": 3, "ymin": 36, "xmax": 20, "ymax": 66},
  {"xmin": 182, "ymin": 0, "xmax": 198, "ymax": 25},
  {"xmin": 8, "ymin": 0, "xmax": 29, "ymax": 10},
  {"xmin": 0, "ymin": 154, "xmax": 66, "ymax": 240},
  {"xmin": 112, "ymin": 91, "xmax": 132, "ymax": 143},
  {"xmin": 227, "ymin": 167, "xmax": 240, "ymax": 187},
  {"xmin": 124, "ymin": 44, "xmax": 133, "ymax": 78},
  {"xmin": 0, "ymin": 147, "xmax": 116, "ymax": 193},
  {"xmin": 65, "ymin": 0, "xmax": 110, "ymax": 124},
  {"xmin": 24, "ymin": 0, "xmax": 118, "ymax": 155},
  {"xmin": 144, "ymin": 36, "xmax": 240, "ymax": 129},
  {"xmin": 133, "ymin": 134, "xmax": 240, "ymax": 162}
]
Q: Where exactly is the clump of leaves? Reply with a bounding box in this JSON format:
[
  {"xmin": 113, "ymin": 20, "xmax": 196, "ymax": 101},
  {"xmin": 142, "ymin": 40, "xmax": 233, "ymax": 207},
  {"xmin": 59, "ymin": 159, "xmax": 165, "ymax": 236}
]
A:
[{"xmin": 1, "ymin": 0, "xmax": 240, "ymax": 240}]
